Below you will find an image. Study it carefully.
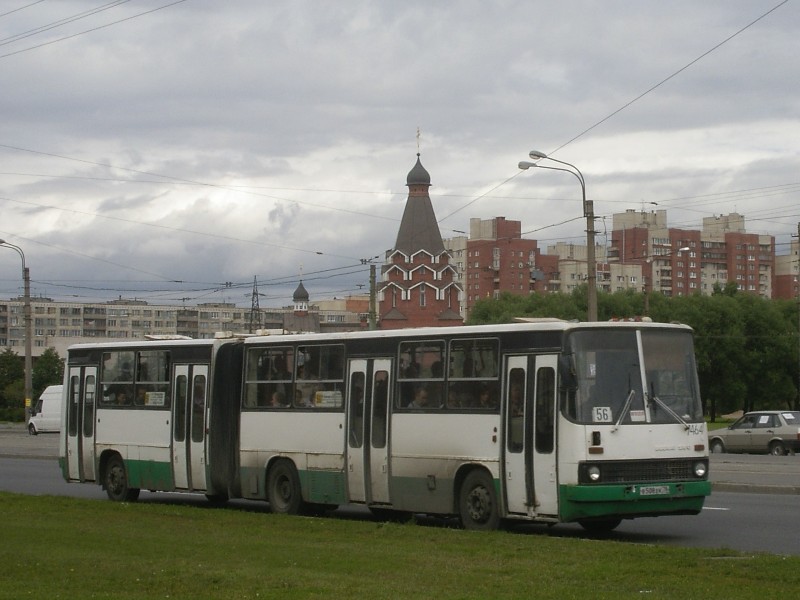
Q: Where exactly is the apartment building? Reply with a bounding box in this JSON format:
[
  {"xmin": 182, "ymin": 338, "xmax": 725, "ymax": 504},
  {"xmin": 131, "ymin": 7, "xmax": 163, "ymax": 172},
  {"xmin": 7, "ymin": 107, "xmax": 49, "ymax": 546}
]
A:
[{"xmin": 609, "ymin": 210, "xmax": 775, "ymax": 298}]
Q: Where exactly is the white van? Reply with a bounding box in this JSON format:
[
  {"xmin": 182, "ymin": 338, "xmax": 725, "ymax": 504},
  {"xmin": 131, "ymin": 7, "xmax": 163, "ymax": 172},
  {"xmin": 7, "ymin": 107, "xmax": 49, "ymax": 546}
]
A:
[{"xmin": 28, "ymin": 384, "xmax": 63, "ymax": 435}]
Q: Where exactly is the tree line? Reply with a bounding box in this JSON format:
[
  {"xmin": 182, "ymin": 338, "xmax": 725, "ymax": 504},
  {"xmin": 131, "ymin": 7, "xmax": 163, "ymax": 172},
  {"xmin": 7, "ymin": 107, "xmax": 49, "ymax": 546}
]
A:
[
  {"xmin": 0, "ymin": 347, "xmax": 64, "ymax": 421},
  {"xmin": 467, "ymin": 282, "xmax": 800, "ymax": 420}
]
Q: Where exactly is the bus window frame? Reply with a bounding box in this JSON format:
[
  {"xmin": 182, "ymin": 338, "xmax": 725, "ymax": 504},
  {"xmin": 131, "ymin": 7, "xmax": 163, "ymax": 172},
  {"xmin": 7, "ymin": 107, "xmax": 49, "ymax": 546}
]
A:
[{"xmin": 99, "ymin": 349, "xmax": 171, "ymax": 410}]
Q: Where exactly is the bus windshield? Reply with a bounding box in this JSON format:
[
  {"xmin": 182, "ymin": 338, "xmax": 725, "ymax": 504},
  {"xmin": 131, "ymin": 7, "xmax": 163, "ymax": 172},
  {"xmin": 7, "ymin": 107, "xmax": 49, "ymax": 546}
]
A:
[
  {"xmin": 563, "ymin": 328, "xmax": 703, "ymax": 425},
  {"xmin": 641, "ymin": 330, "xmax": 704, "ymax": 424}
]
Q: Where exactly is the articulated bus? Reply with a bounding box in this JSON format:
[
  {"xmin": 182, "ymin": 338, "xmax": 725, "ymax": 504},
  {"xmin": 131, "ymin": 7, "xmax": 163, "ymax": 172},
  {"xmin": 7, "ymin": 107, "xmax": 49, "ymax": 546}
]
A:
[{"xmin": 60, "ymin": 320, "xmax": 711, "ymax": 531}]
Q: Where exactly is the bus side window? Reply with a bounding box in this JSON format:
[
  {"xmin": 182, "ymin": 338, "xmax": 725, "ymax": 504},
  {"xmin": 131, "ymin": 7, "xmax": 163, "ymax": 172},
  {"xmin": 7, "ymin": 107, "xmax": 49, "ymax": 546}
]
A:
[
  {"xmin": 82, "ymin": 375, "xmax": 95, "ymax": 438},
  {"xmin": 349, "ymin": 372, "xmax": 365, "ymax": 448},
  {"xmin": 447, "ymin": 338, "xmax": 499, "ymax": 409},
  {"xmin": 191, "ymin": 375, "xmax": 206, "ymax": 443},
  {"xmin": 397, "ymin": 341, "xmax": 444, "ymax": 409},
  {"xmin": 535, "ymin": 367, "xmax": 555, "ymax": 454},
  {"xmin": 372, "ymin": 371, "xmax": 388, "ymax": 449},
  {"xmin": 244, "ymin": 347, "xmax": 293, "ymax": 409},
  {"xmin": 101, "ymin": 351, "xmax": 134, "ymax": 407},
  {"xmin": 296, "ymin": 345, "xmax": 345, "ymax": 409},
  {"xmin": 174, "ymin": 375, "xmax": 187, "ymax": 442},
  {"xmin": 507, "ymin": 368, "xmax": 525, "ymax": 453},
  {"xmin": 135, "ymin": 350, "xmax": 170, "ymax": 408}
]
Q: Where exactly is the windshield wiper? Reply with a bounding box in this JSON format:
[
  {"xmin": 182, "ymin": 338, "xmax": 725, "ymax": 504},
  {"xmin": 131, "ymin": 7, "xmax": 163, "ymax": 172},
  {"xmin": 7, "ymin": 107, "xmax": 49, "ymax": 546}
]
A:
[
  {"xmin": 611, "ymin": 389, "xmax": 636, "ymax": 432},
  {"xmin": 648, "ymin": 393, "xmax": 690, "ymax": 430}
]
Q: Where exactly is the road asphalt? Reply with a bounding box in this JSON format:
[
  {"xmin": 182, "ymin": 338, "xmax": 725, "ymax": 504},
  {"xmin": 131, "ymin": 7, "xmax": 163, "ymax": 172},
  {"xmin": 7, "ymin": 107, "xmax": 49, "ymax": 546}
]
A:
[{"xmin": 2, "ymin": 422, "xmax": 799, "ymax": 494}]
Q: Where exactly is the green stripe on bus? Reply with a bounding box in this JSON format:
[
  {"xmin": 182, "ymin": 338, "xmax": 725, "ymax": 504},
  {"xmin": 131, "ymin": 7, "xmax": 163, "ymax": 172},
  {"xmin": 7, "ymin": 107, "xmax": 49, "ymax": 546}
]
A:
[
  {"xmin": 124, "ymin": 459, "xmax": 174, "ymax": 491},
  {"xmin": 558, "ymin": 481, "xmax": 711, "ymax": 522},
  {"xmin": 298, "ymin": 469, "xmax": 347, "ymax": 505}
]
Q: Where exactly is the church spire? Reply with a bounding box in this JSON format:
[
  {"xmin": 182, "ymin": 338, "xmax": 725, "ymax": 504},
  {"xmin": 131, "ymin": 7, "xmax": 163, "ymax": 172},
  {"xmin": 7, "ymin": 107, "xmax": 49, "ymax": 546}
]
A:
[{"xmin": 394, "ymin": 153, "xmax": 443, "ymax": 255}]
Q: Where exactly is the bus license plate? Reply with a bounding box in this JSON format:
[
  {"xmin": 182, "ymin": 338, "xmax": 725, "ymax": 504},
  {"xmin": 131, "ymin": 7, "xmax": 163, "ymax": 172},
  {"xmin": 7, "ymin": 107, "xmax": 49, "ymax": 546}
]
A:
[{"xmin": 639, "ymin": 485, "xmax": 669, "ymax": 496}]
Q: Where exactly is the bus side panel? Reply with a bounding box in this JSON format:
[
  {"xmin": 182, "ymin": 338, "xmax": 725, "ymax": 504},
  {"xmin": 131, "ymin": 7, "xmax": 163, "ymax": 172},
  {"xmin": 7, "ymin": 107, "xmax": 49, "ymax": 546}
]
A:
[
  {"xmin": 96, "ymin": 408, "xmax": 172, "ymax": 490},
  {"xmin": 389, "ymin": 413, "xmax": 501, "ymax": 514},
  {"xmin": 239, "ymin": 411, "xmax": 346, "ymax": 504},
  {"xmin": 208, "ymin": 342, "xmax": 243, "ymax": 499}
]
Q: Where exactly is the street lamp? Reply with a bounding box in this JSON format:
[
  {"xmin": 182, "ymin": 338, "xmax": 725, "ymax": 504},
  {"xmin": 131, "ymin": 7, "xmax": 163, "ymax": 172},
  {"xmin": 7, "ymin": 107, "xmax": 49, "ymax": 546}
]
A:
[
  {"xmin": 0, "ymin": 239, "xmax": 32, "ymax": 421},
  {"xmin": 644, "ymin": 246, "xmax": 690, "ymax": 314},
  {"xmin": 519, "ymin": 151, "xmax": 598, "ymax": 321}
]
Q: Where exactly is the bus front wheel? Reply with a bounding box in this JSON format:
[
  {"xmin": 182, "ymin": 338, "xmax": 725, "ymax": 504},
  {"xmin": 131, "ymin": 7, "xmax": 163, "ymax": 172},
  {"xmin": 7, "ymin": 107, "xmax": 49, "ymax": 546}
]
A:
[
  {"xmin": 104, "ymin": 455, "xmax": 140, "ymax": 502},
  {"xmin": 267, "ymin": 460, "xmax": 304, "ymax": 514},
  {"xmin": 458, "ymin": 469, "xmax": 500, "ymax": 531}
]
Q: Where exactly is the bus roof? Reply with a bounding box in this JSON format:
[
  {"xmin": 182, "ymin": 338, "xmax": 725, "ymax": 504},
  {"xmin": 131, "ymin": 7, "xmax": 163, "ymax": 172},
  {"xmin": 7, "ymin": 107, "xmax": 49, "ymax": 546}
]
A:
[
  {"xmin": 66, "ymin": 337, "xmax": 226, "ymax": 352},
  {"xmin": 242, "ymin": 320, "xmax": 693, "ymax": 346},
  {"xmin": 64, "ymin": 320, "xmax": 692, "ymax": 353}
]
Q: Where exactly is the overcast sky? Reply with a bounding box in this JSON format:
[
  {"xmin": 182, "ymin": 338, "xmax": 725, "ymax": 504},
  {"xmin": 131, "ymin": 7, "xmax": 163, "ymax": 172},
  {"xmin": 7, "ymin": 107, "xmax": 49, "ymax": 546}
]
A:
[{"xmin": 1, "ymin": 0, "xmax": 798, "ymax": 308}]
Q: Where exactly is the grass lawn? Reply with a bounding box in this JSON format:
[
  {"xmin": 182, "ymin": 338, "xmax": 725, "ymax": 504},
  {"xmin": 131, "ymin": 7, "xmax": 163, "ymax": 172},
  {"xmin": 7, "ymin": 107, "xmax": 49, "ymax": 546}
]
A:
[{"xmin": 1, "ymin": 492, "xmax": 799, "ymax": 599}]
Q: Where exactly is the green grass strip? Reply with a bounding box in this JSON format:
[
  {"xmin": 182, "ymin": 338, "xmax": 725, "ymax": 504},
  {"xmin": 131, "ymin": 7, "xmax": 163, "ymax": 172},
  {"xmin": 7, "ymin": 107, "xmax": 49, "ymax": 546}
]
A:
[{"xmin": 1, "ymin": 492, "xmax": 797, "ymax": 599}]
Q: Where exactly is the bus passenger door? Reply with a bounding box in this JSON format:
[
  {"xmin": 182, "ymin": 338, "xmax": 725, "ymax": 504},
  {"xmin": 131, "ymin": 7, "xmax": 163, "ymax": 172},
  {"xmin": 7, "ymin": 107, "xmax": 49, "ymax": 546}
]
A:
[
  {"xmin": 503, "ymin": 355, "xmax": 560, "ymax": 517},
  {"xmin": 65, "ymin": 366, "xmax": 97, "ymax": 482},
  {"xmin": 531, "ymin": 355, "xmax": 558, "ymax": 517},
  {"xmin": 172, "ymin": 365, "xmax": 209, "ymax": 491},
  {"xmin": 503, "ymin": 356, "xmax": 530, "ymax": 515},
  {"xmin": 346, "ymin": 358, "xmax": 392, "ymax": 505}
]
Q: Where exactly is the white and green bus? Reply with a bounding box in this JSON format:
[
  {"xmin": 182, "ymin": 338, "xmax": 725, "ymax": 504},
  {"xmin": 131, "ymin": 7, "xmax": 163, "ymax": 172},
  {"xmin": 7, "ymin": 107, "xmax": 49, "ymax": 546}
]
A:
[{"xmin": 60, "ymin": 320, "xmax": 710, "ymax": 531}]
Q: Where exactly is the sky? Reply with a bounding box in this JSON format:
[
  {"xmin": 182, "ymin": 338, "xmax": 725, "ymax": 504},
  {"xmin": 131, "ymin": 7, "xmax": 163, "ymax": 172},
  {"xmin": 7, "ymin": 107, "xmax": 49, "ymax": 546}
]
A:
[{"xmin": 1, "ymin": 0, "xmax": 798, "ymax": 308}]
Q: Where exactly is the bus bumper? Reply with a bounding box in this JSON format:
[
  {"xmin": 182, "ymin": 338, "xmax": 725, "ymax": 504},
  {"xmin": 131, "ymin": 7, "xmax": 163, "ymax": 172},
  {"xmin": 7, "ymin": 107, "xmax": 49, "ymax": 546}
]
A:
[{"xmin": 559, "ymin": 480, "xmax": 712, "ymax": 522}]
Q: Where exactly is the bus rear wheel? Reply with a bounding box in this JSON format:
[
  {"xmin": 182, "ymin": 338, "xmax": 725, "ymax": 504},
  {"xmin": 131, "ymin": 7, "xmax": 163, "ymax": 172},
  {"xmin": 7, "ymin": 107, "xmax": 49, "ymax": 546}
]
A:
[
  {"xmin": 267, "ymin": 460, "xmax": 304, "ymax": 514},
  {"xmin": 459, "ymin": 469, "xmax": 500, "ymax": 531},
  {"xmin": 104, "ymin": 455, "xmax": 140, "ymax": 502}
]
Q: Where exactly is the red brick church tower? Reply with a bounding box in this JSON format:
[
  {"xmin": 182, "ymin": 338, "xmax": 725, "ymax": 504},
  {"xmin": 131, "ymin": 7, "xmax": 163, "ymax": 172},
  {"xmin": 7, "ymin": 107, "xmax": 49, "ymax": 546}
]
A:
[{"xmin": 378, "ymin": 154, "xmax": 463, "ymax": 329}]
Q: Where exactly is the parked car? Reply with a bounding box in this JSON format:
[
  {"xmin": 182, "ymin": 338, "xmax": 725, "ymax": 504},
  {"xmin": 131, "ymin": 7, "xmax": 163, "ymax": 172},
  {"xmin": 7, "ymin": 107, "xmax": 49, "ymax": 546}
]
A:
[
  {"xmin": 28, "ymin": 385, "xmax": 63, "ymax": 435},
  {"xmin": 709, "ymin": 411, "xmax": 800, "ymax": 456}
]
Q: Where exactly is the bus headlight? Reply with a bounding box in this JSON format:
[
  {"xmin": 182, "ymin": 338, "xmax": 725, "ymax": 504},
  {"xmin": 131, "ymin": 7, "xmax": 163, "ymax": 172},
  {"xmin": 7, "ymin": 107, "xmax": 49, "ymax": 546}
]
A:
[
  {"xmin": 693, "ymin": 462, "xmax": 707, "ymax": 478},
  {"xmin": 588, "ymin": 466, "xmax": 601, "ymax": 482}
]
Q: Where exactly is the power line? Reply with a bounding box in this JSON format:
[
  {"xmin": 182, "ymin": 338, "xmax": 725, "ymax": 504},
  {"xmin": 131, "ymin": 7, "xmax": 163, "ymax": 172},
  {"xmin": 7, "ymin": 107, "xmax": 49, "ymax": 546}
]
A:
[
  {"xmin": 0, "ymin": 0, "xmax": 189, "ymax": 60},
  {"xmin": 547, "ymin": 0, "xmax": 790, "ymax": 156},
  {"xmin": 441, "ymin": 1, "xmax": 790, "ymax": 224},
  {"xmin": 0, "ymin": 1, "xmax": 131, "ymax": 47},
  {"xmin": 0, "ymin": 0, "xmax": 46, "ymax": 19}
]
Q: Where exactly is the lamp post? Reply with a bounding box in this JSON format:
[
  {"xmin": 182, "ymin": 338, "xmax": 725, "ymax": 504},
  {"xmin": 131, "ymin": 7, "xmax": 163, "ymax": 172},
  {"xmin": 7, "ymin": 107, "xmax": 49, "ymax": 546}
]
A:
[
  {"xmin": 519, "ymin": 151, "xmax": 597, "ymax": 321},
  {"xmin": 644, "ymin": 246, "xmax": 690, "ymax": 315},
  {"xmin": 0, "ymin": 239, "xmax": 32, "ymax": 421}
]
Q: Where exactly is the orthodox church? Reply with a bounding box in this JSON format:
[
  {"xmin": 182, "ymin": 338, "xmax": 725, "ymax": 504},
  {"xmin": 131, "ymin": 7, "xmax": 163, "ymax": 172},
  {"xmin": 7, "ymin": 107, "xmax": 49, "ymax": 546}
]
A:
[{"xmin": 378, "ymin": 154, "xmax": 463, "ymax": 329}]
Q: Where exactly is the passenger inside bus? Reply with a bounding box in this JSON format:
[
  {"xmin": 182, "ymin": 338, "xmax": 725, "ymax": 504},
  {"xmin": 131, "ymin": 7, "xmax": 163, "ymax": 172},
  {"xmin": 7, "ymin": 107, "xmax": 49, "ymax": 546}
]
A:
[
  {"xmin": 408, "ymin": 385, "xmax": 430, "ymax": 409},
  {"xmin": 271, "ymin": 390, "xmax": 288, "ymax": 407},
  {"xmin": 477, "ymin": 383, "xmax": 498, "ymax": 410}
]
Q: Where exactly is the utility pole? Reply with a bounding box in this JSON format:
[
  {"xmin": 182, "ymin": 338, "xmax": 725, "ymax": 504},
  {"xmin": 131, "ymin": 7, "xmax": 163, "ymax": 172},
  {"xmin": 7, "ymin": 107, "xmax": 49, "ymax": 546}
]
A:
[
  {"xmin": 796, "ymin": 222, "xmax": 800, "ymax": 410},
  {"xmin": 585, "ymin": 199, "xmax": 598, "ymax": 321},
  {"xmin": 0, "ymin": 240, "xmax": 32, "ymax": 420},
  {"xmin": 369, "ymin": 263, "xmax": 377, "ymax": 330},
  {"xmin": 248, "ymin": 276, "xmax": 262, "ymax": 333},
  {"xmin": 22, "ymin": 264, "xmax": 31, "ymax": 420}
]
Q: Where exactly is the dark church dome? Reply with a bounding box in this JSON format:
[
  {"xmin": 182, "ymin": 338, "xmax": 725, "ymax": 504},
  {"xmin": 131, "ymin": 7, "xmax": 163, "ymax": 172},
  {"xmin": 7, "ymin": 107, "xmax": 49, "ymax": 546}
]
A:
[
  {"xmin": 293, "ymin": 281, "xmax": 309, "ymax": 302},
  {"xmin": 406, "ymin": 154, "xmax": 431, "ymax": 186}
]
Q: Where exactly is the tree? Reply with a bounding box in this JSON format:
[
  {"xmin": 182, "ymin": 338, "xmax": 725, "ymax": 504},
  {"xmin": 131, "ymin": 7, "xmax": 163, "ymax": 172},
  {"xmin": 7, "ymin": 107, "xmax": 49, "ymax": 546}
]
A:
[
  {"xmin": 32, "ymin": 347, "xmax": 64, "ymax": 400},
  {"xmin": 0, "ymin": 348, "xmax": 23, "ymax": 411}
]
